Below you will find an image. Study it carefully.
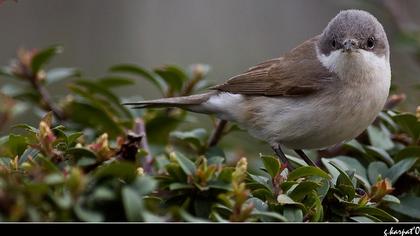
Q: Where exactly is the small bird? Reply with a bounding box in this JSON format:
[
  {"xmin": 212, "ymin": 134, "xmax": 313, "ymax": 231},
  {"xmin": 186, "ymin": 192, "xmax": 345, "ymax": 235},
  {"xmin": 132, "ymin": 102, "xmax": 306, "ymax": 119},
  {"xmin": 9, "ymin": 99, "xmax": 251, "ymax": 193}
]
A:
[{"xmin": 125, "ymin": 9, "xmax": 391, "ymax": 170}]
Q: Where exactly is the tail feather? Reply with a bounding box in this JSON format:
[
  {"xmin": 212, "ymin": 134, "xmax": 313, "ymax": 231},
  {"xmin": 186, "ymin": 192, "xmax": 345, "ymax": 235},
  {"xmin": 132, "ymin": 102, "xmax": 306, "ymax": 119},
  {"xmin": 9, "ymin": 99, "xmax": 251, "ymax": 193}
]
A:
[{"xmin": 123, "ymin": 92, "xmax": 215, "ymax": 110}]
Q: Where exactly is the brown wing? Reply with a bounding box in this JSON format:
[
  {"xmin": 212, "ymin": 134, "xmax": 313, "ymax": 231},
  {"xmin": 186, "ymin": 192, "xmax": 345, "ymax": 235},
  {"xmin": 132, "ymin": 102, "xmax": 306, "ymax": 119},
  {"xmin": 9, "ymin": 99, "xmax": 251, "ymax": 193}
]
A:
[{"xmin": 211, "ymin": 35, "xmax": 334, "ymax": 96}]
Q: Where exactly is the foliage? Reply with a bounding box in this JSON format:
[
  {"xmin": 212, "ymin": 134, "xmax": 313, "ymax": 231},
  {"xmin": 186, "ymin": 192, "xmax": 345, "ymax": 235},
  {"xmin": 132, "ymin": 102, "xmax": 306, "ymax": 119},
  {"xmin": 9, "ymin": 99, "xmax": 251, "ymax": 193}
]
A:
[{"xmin": 0, "ymin": 46, "xmax": 419, "ymax": 222}]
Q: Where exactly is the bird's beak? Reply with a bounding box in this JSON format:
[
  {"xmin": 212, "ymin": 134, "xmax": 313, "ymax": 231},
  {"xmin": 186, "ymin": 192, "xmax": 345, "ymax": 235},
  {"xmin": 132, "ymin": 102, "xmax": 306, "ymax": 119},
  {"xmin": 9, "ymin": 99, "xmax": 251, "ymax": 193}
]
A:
[{"xmin": 343, "ymin": 39, "xmax": 358, "ymax": 52}]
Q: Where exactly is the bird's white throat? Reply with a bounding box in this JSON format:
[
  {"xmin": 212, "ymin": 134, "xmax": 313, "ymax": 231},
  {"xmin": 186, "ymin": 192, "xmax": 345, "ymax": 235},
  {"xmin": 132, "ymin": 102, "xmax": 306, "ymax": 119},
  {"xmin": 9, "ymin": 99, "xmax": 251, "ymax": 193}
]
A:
[{"xmin": 316, "ymin": 48, "xmax": 391, "ymax": 84}]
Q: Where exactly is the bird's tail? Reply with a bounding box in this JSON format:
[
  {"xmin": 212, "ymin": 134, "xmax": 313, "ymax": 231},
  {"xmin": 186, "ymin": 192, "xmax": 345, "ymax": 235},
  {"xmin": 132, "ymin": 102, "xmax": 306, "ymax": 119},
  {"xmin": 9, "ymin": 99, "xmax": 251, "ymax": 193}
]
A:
[{"xmin": 123, "ymin": 91, "xmax": 216, "ymax": 113}]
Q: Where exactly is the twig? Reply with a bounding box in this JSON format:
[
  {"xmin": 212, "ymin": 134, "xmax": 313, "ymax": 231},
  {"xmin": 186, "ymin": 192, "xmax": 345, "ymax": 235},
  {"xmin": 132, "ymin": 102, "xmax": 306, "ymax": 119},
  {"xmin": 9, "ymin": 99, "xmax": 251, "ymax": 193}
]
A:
[
  {"xmin": 133, "ymin": 118, "xmax": 154, "ymax": 174},
  {"xmin": 208, "ymin": 119, "xmax": 228, "ymax": 147},
  {"xmin": 29, "ymin": 79, "xmax": 66, "ymax": 121}
]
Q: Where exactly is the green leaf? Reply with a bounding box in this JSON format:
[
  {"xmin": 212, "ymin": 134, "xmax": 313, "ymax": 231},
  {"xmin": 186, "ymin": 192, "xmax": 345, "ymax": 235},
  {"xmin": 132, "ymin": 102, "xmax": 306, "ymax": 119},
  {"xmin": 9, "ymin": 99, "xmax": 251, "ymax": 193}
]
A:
[
  {"xmin": 46, "ymin": 67, "xmax": 79, "ymax": 84},
  {"xmin": 324, "ymin": 156, "xmax": 370, "ymax": 189},
  {"xmin": 350, "ymin": 216, "xmax": 376, "ymax": 222},
  {"xmin": 109, "ymin": 64, "xmax": 166, "ymax": 94},
  {"xmin": 283, "ymin": 206, "xmax": 303, "ymax": 222},
  {"xmin": 252, "ymin": 211, "xmax": 287, "ymax": 222},
  {"xmin": 122, "ymin": 186, "xmax": 144, "ymax": 221},
  {"xmin": 287, "ymin": 166, "xmax": 330, "ymax": 181},
  {"xmin": 395, "ymin": 147, "xmax": 420, "ymax": 162},
  {"xmin": 173, "ymin": 152, "xmax": 196, "ymax": 176},
  {"xmin": 31, "ymin": 45, "xmax": 63, "ymax": 74},
  {"xmin": 74, "ymin": 200, "xmax": 104, "ymax": 222},
  {"xmin": 367, "ymin": 125, "xmax": 394, "ymax": 150},
  {"xmin": 261, "ymin": 155, "xmax": 280, "ymax": 178},
  {"xmin": 8, "ymin": 134, "xmax": 28, "ymax": 157},
  {"xmin": 170, "ymin": 128, "xmax": 207, "ymax": 150},
  {"xmin": 385, "ymin": 157, "xmax": 417, "ymax": 184},
  {"xmin": 19, "ymin": 147, "xmax": 39, "ymax": 164},
  {"xmin": 130, "ymin": 176, "xmax": 157, "ymax": 196},
  {"xmin": 66, "ymin": 147, "xmax": 97, "ymax": 159},
  {"xmin": 67, "ymin": 132, "xmax": 83, "ymax": 145},
  {"xmin": 352, "ymin": 206, "xmax": 398, "ymax": 222},
  {"xmin": 382, "ymin": 194, "xmax": 400, "ymax": 204},
  {"xmin": 94, "ymin": 161, "xmax": 137, "ymax": 182},
  {"xmin": 288, "ymin": 181, "xmax": 320, "ymax": 202},
  {"xmin": 154, "ymin": 65, "xmax": 188, "ymax": 92},
  {"xmin": 367, "ymin": 161, "xmax": 389, "ymax": 184},
  {"xmin": 393, "ymin": 113, "xmax": 420, "ymax": 143},
  {"xmin": 364, "ymin": 146, "xmax": 394, "ymax": 166},
  {"xmin": 98, "ymin": 76, "xmax": 135, "ymax": 88},
  {"xmin": 388, "ymin": 195, "xmax": 420, "ymax": 220},
  {"xmin": 329, "ymin": 162, "xmax": 356, "ymax": 200}
]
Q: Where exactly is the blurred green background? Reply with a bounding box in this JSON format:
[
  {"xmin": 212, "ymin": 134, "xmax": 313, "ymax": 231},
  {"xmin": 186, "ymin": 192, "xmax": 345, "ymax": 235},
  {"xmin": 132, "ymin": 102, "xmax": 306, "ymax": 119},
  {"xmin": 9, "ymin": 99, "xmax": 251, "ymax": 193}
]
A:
[{"xmin": 1, "ymin": 0, "xmax": 420, "ymax": 167}]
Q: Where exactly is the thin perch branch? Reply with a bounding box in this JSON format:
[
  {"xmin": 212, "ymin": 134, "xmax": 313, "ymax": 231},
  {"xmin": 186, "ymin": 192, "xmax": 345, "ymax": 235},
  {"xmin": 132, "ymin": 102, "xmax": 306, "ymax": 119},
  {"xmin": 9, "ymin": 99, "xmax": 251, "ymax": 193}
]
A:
[{"xmin": 208, "ymin": 119, "xmax": 228, "ymax": 147}]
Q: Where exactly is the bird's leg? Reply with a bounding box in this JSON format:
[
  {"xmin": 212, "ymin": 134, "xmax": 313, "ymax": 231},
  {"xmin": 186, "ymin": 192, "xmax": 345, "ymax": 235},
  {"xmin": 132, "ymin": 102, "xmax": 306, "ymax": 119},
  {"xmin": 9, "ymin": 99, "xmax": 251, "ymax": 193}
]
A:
[
  {"xmin": 208, "ymin": 119, "xmax": 228, "ymax": 147},
  {"xmin": 294, "ymin": 149, "xmax": 316, "ymax": 167},
  {"xmin": 272, "ymin": 145, "xmax": 293, "ymax": 171}
]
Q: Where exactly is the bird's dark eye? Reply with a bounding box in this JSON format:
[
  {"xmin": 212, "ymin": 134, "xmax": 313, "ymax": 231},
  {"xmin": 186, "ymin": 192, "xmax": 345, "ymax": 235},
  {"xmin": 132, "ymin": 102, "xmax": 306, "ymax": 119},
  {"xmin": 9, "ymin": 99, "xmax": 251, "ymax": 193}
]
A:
[
  {"xmin": 367, "ymin": 37, "xmax": 375, "ymax": 49},
  {"xmin": 331, "ymin": 39, "xmax": 337, "ymax": 49}
]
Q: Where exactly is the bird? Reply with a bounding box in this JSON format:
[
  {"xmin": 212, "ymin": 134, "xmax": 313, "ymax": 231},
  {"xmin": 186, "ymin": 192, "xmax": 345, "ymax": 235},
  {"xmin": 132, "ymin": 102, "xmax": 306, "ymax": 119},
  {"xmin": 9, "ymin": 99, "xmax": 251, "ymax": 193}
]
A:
[{"xmin": 124, "ymin": 9, "xmax": 391, "ymax": 170}]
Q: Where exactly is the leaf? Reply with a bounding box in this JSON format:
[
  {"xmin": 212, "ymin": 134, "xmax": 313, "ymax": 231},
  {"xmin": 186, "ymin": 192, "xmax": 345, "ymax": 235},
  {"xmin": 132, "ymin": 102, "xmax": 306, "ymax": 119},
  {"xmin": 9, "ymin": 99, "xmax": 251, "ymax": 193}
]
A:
[
  {"xmin": 172, "ymin": 152, "xmax": 196, "ymax": 176},
  {"xmin": 329, "ymin": 162, "xmax": 356, "ymax": 200},
  {"xmin": 130, "ymin": 176, "xmax": 157, "ymax": 196},
  {"xmin": 66, "ymin": 147, "xmax": 97, "ymax": 159},
  {"xmin": 388, "ymin": 195, "xmax": 420, "ymax": 220},
  {"xmin": 98, "ymin": 76, "xmax": 134, "ymax": 88},
  {"xmin": 288, "ymin": 181, "xmax": 320, "ymax": 202},
  {"xmin": 364, "ymin": 146, "xmax": 394, "ymax": 166},
  {"xmin": 31, "ymin": 45, "xmax": 63, "ymax": 74},
  {"xmin": 287, "ymin": 166, "xmax": 330, "ymax": 181},
  {"xmin": 64, "ymin": 101, "xmax": 125, "ymax": 137},
  {"xmin": 350, "ymin": 216, "xmax": 376, "ymax": 222},
  {"xmin": 94, "ymin": 161, "xmax": 137, "ymax": 182},
  {"xmin": 252, "ymin": 211, "xmax": 287, "ymax": 222},
  {"xmin": 8, "ymin": 134, "xmax": 28, "ymax": 157},
  {"xmin": 19, "ymin": 147, "xmax": 39, "ymax": 164},
  {"xmin": 122, "ymin": 186, "xmax": 144, "ymax": 221},
  {"xmin": 352, "ymin": 206, "xmax": 398, "ymax": 222},
  {"xmin": 170, "ymin": 128, "xmax": 207, "ymax": 150},
  {"xmin": 283, "ymin": 206, "xmax": 303, "ymax": 222},
  {"xmin": 261, "ymin": 155, "xmax": 280, "ymax": 178},
  {"xmin": 109, "ymin": 64, "xmax": 166, "ymax": 94},
  {"xmin": 74, "ymin": 200, "xmax": 104, "ymax": 222},
  {"xmin": 277, "ymin": 194, "xmax": 304, "ymax": 208},
  {"xmin": 367, "ymin": 161, "xmax": 389, "ymax": 184},
  {"xmin": 154, "ymin": 65, "xmax": 188, "ymax": 92},
  {"xmin": 367, "ymin": 126, "xmax": 394, "ymax": 150},
  {"xmin": 382, "ymin": 194, "xmax": 400, "ymax": 204},
  {"xmin": 393, "ymin": 113, "xmax": 420, "ymax": 143},
  {"xmin": 324, "ymin": 156, "xmax": 370, "ymax": 189},
  {"xmin": 395, "ymin": 147, "xmax": 420, "ymax": 162},
  {"xmin": 67, "ymin": 132, "xmax": 83, "ymax": 145},
  {"xmin": 385, "ymin": 157, "xmax": 417, "ymax": 184},
  {"xmin": 46, "ymin": 67, "xmax": 79, "ymax": 84}
]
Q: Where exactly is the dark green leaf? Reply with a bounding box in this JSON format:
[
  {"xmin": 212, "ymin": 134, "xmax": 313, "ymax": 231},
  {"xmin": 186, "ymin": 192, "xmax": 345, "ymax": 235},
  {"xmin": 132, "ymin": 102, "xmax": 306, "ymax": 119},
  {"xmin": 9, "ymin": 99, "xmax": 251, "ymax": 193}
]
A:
[
  {"xmin": 94, "ymin": 161, "xmax": 137, "ymax": 182},
  {"xmin": 8, "ymin": 134, "xmax": 28, "ymax": 157},
  {"xmin": 287, "ymin": 166, "xmax": 330, "ymax": 181},
  {"xmin": 367, "ymin": 126, "xmax": 394, "ymax": 150},
  {"xmin": 109, "ymin": 64, "xmax": 166, "ymax": 94},
  {"xmin": 288, "ymin": 181, "xmax": 320, "ymax": 202},
  {"xmin": 364, "ymin": 146, "xmax": 394, "ymax": 166},
  {"xmin": 173, "ymin": 152, "xmax": 196, "ymax": 176},
  {"xmin": 170, "ymin": 128, "xmax": 207, "ymax": 150},
  {"xmin": 261, "ymin": 155, "xmax": 280, "ymax": 178},
  {"xmin": 393, "ymin": 113, "xmax": 420, "ymax": 143},
  {"xmin": 154, "ymin": 65, "xmax": 188, "ymax": 92},
  {"xmin": 31, "ymin": 45, "xmax": 62, "ymax": 74}
]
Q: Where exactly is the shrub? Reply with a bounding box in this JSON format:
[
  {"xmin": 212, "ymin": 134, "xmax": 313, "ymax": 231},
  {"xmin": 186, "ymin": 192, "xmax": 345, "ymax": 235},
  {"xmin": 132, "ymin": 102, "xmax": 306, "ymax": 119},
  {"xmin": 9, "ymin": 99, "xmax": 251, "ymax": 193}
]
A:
[{"xmin": 0, "ymin": 46, "xmax": 418, "ymax": 222}]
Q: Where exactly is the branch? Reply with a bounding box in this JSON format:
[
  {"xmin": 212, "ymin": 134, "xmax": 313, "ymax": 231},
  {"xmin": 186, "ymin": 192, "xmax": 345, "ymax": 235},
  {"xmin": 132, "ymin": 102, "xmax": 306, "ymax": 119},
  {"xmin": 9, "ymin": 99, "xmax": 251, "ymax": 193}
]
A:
[
  {"xmin": 133, "ymin": 118, "xmax": 154, "ymax": 174},
  {"xmin": 208, "ymin": 119, "xmax": 228, "ymax": 147},
  {"xmin": 29, "ymin": 79, "xmax": 66, "ymax": 121}
]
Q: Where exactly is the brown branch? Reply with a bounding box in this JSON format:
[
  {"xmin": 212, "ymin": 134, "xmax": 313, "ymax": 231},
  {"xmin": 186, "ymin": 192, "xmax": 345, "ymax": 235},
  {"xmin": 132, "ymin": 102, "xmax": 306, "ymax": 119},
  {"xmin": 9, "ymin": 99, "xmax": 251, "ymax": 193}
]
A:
[
  {"xmin": 208, "ymin": 119, "xmax": 228, "ymax": 147},
  {"xmin": 29, "ymin": 79, "xmax": 66, "ymax": 121}
]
